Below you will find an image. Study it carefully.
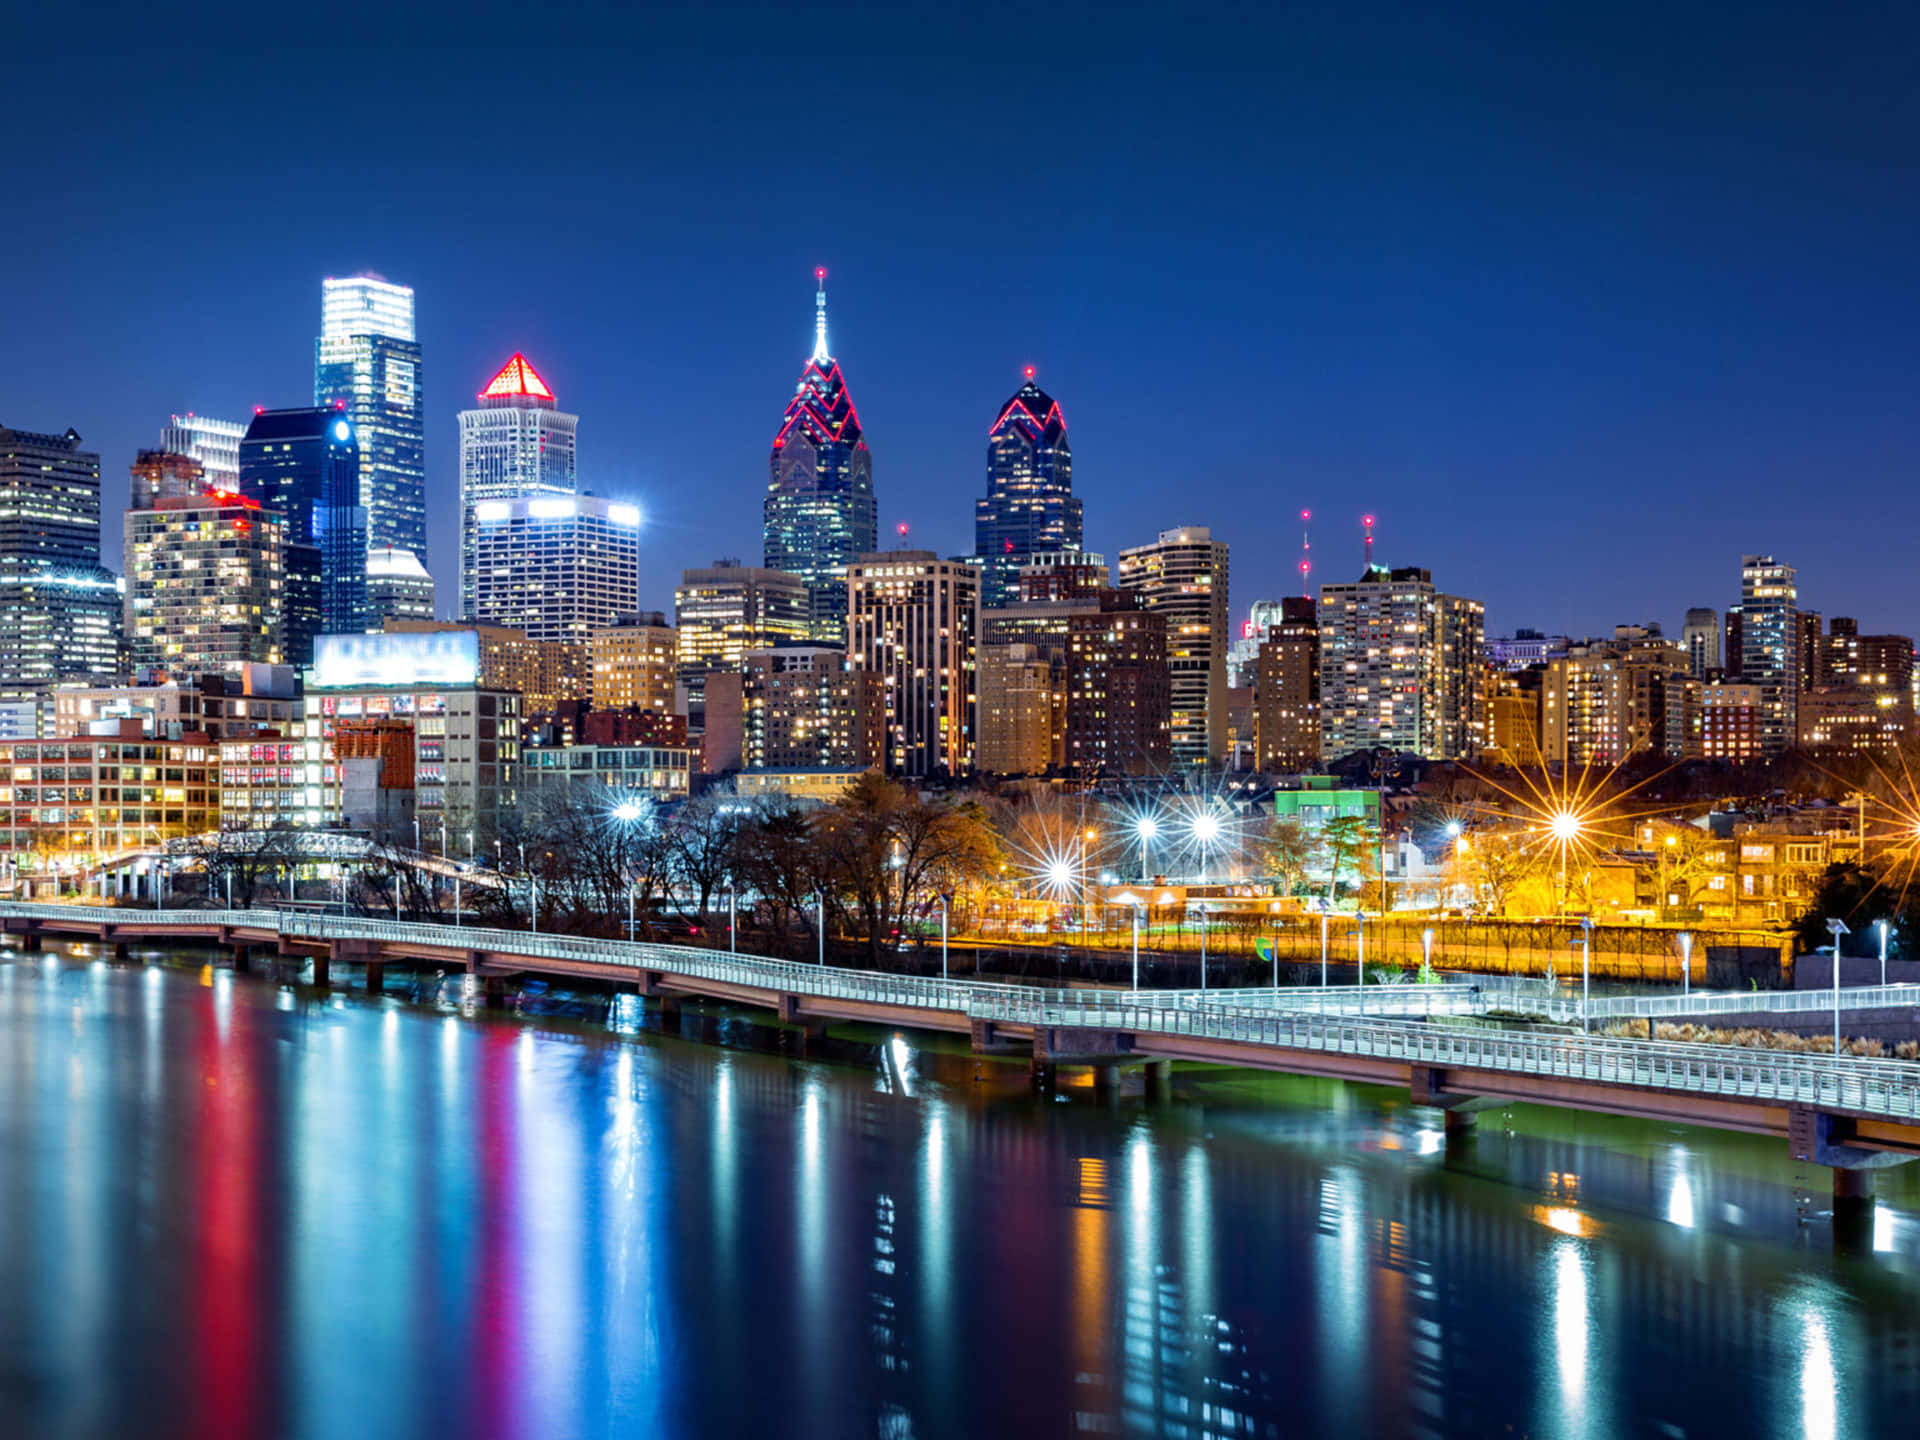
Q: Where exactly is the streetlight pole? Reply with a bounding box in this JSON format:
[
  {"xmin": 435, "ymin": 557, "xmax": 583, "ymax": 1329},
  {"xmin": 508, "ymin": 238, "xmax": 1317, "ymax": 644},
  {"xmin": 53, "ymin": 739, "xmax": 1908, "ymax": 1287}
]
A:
[
  {"xmin": 1580, "ymin": 917, "xmax": 1593, "ymax": 1035},
  {"xmin": 1677, "ymin": 930, "xmax": 1692, "ymax": 996},
  {"xmin": 627, "ymin": 883, "xmax": 635, "ymax": 942},
  {"xmin": 1130, "ymin": 903, "xmax": 1140, "ymax": 991},
  {"xmin": 1320, "ymin": 911, "xmax": 1329, "ymax": 989},
  {"xmin": 394, "ymin": 873, "xmax": 402, "ymax": 919},
  {"xmin": 939, "ymin": 894, "xmax": 950, "ymax": 982},
  {"xmin": 729, "ymin": 886, "xmax": 737, "ymax": 953},
  {"xmin": 1421, "ymin": 926, "xmax": 1435, "ymax": 985},
  {"xmin": 817, "ymin": 890, "xmax": 826, "ymax": 966},
  {"xmin": 1828, "ymin": 917, "xmax": 1851, "ymax": 1056},
  {"xmin": 1197, "ymin": 903, "xmax": 1207, "ymax": 992},
  {"xmin": 1879, "ymin": 918, "xmax": 1889, "ymax": 988}
]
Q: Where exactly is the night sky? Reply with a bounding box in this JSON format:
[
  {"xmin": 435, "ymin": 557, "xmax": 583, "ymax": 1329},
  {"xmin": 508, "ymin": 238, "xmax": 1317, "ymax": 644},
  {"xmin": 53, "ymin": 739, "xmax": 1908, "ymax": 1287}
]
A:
[{"xmin": 8, "ymin": 2, "xmax": 1918, "ymax": 639}]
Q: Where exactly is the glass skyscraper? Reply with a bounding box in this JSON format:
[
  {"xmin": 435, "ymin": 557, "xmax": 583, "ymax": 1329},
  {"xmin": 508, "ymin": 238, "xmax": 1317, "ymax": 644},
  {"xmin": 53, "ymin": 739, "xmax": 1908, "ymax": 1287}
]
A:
[
  {"xmin": 239, "ymin": 408, "xmax": 368, "ymax": 664},
  {"xmin": 0, "ymin": 424, "xmax": 119, "ymax": 703},
  {"xmin": 314, "ymin": 275, "xmax": 427, "ymax": 614},
  {"xmin": 764, "ymin": 273, "xmax": 876, "ymax": 645},
  {"xmin": 974, "ymin": 368, "xmax": 1081, "ymax": 610},
  {"xmin": 159, "ymin": 414, "xmax": 245, "ymax": 493}
]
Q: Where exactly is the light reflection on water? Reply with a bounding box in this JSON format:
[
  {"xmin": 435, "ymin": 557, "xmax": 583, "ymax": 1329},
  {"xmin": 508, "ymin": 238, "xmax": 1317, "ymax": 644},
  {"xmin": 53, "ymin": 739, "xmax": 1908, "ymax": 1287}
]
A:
[{"xmin": 0, "ymin": 945, "xmax": 1917, "ymax": 1439}]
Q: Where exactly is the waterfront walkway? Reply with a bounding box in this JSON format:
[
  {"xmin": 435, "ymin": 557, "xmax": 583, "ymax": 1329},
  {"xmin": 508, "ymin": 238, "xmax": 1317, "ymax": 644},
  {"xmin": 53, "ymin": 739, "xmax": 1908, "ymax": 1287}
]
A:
[{"xmin": 3, "ymin": 901, "xmax": 1916, "ymax": 1200}]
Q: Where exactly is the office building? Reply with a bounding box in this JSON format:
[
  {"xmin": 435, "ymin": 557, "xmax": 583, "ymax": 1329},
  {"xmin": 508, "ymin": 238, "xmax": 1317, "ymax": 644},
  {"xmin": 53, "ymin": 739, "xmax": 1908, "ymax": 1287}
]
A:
[
  {"xmin": 1228, "ymin": 599, "xmax": 1290, "ymax": 690},
  {"xmin": 1486, "ymin": 628, "xmax": 1570, "ymax": 671},
  {"xmin": 764, "ymin": 273, "xmax": 876, "ymax": 644},
  {"xmin": 238, "ymin": 407, "xmax": 368, "ymax": 662},
  {"xmin": 469, "ymin": 493, "xmax": 639, "ymax": 643},
  {"xmin": 1702, "ymin": 681, "xmax": 1765, "ymax": 762},
  {"xmin": 130, "ymin": 450, "xmax": 206, "ymax": 508},
  {"xmin": 1737, "ymin": 555, "xmax": 1798, "ymax": 759},
  {"xmin": 365, "ymin": 547, "xmax": 435, "ymax": 623},
  {"xmin": 1682, "ymin": 607, "xmax": 1722, "ymax": 679},
  {"xmin": 591, "ymin": 612, "xmax": 678, "ymax": 714},
  {"xmin": 1117, "ymin": 527, "xmax": 1229, "ymax": 767},
  {"xmin": 1317, "ymin": 564, "xmax": 1485, "ymax": 762},
  {"xmin": 304, "ymin": 630, "xmax": 522, "ymax": 848},
  {"xmin": 0, "ymin": 568, "xmax": 122, "ymax": 707},
  {"xmin": 674, "ymin": 561, "xmax": 812, "ymax": 684},
  {"xmin": 522, "ymin": 739, "xmax": 694, "ymax": 805},
  {"xmin": 846, "ymin": 551, "xmax": 978, "ymax": 778},
  {"xmin": 0, "ymin": 728, "xmax": 217, "ymax": 889},
  {"xmin": 314, "ymin": 275, "xmax": 427, "ymax": 573},
  {"xmin": 458, "ymin": 353, "xmax": 578, "ymax": 620},
  {"xmin": 0, "ymin": 424, "xmax": 101, "ymax": 578},
  {"xmin": 125, "ymin": 493, "xmax": 286, "ymax": 671},
  {"xmin": 1253, "ymin": 596, "xmax": 1319, "ymax": 773},
  {"xmin": 974, "ymin": 369, "xmax": 1081, "ymax": 609},
  {"xmin": 57, "ymin": 667, "xmax": 303, "ymax": 743},
  {"xmin": 160, "ymin": 414, "xmax": 245, "ymax": 494}
]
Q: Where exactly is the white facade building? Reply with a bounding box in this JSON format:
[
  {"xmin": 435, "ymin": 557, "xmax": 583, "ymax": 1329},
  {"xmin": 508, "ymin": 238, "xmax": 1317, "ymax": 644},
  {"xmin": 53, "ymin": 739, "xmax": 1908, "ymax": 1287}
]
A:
[{"xmin": 470, "ymin": 494, "xmax": 640, "ymax": 644}]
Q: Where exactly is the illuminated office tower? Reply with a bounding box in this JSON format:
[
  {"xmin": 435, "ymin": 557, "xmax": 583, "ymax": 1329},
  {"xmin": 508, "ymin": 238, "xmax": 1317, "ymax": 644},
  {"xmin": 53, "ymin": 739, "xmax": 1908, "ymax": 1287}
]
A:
[
  {"xmin": 0, "ymin": 423, "xmax": 102, "ymax": 578},
  {"xmin": 314, "ymin": 275, "xmax": 427, "ymax": 574},
  {"xmin": 974, "ymin": 368, "xmax": 1081, "ymax": 609},
  {"xmin": 160, "ymin": 414, "xmax": 245, "ymax": 493},
  {"xmin": 458, "ymin": 352, "xmax": 577, "ymax": 620},
  {"xmin": 365, "ymin": 548, "xmax": 436, "ymax": 623},
  {"xmin": 469, "ymin": 494, "xmax": 639, "ymax": 644},
  {"xmin": 673, "ymin": 561, "xmax": 811, "ymax": 685},
  {"xmin": 1317, "ymin": 564, "xmax": 1485, "ymax": 762},
  {"xmin": 764, "ymin": 272, "xmax": 876, "ymax": 644},
  {"xmin": 238, "ymin": 408, "xmax": 368, "ymax": 663},
  {"xmin": 130, "ymin": 450, "xmax": 205, "ymax": 508}
]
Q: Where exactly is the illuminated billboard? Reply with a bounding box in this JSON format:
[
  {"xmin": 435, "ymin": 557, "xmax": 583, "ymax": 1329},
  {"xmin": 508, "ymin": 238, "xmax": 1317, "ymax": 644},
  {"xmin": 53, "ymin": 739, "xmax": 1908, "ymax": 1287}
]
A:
[{"xmin": 311, "ymin": 630, "xmax": 481, "ymax": 689}]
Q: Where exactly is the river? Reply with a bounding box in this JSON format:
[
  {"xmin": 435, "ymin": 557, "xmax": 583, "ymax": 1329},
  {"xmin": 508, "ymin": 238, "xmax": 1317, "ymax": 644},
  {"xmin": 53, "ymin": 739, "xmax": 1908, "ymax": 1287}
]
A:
[{"xmin": 0, "ymin": 941, "xmax": 1916, "ymax": 1439}]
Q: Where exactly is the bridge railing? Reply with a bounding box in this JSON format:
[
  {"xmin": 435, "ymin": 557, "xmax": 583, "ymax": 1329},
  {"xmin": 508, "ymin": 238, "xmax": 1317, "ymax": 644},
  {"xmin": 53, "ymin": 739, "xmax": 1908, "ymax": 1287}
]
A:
[
  {"xmin": 1570, "ymin": 984, "xmax": 1920, "ymax": 1025},
  {"xmin": 1000, "ymin": 996, "xmax": 1920, "ymax": 1121}
]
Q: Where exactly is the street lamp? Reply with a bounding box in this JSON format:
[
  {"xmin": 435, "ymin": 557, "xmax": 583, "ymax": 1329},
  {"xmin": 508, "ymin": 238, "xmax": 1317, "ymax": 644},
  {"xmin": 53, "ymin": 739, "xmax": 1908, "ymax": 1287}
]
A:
[
  {"xmin": 1551, "ymin": 810, "xmax": 1581, "ymax": 914},
  {"xmin": 1676, "ymin": 930, "xmax": 1692, "ymax": 995},
  {"xmin": 938, "ymin": 890, "xmax": 952, "ymax": 982},
  {"xmin": 1192, "ymin": 810, "xmax": 1221, "ymax": 884},
  {"xmin": 1116, "ymin": 892, "xmax": 1143, "ymax": 990},
  {"xmin": 1196, "ymin": 901, "xmax": 1208, "ymax": 991},
  {"xmin": 1579, "ymin": 916, "xmax": 1593, "ymax": 1034},
  {"xmin": 1135, "ymin": 814, "xmax": 1159, "ymax": 881},
  {"xmin": 1878, "ymin": 918, "xmax": 1890, "ymax": 988},
  {"xmin": 816, "ymin": 888, "xmax": 826, "ymax": 966}
]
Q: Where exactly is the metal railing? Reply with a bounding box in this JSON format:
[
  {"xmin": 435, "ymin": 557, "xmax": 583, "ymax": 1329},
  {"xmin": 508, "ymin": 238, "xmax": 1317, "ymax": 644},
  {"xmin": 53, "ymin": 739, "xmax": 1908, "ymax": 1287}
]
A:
[{"xmin": 10, "ymin": 902, "xmax": 1920, "ymax": 1119}]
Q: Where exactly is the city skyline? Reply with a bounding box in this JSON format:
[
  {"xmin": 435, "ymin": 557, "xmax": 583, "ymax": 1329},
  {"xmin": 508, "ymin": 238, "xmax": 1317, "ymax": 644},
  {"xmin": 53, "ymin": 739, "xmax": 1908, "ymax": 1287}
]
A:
[{"xmin": 9, "ymin": 6, "xmax": 1918, "ymax": 643}]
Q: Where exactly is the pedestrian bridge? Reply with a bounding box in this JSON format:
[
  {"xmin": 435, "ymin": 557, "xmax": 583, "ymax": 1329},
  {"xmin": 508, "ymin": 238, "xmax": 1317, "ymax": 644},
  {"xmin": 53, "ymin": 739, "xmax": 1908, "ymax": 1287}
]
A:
[{"xmin": 3, "ymin": 902, "xmax": 1916, "ymax": 1202}]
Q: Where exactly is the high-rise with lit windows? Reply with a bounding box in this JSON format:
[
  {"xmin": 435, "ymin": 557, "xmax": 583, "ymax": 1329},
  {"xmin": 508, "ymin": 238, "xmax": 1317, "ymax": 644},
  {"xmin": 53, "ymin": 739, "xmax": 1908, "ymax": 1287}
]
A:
[
  {"xmin": 974, "ymin": 369, "xmax": 1081, "ymax": 609},
  {"xmin": 458, "ymin": 352, "xmax": 578, "ymax": 620},
  {"xmin": 1317, "ymin": 564, "xmax": 1485, "ymax": 762},
  {"xmin": 1117, "ymin": 526, "xmax": 1229, "ymax": 767},
  {"xmin": 469, "ymin": 494, "xmax": 639, "ymax": 644},
  {"xmin": 1737, "ymin": 554, "xmax": 1798, "ymax": 759},
  {"xmin": 0, "ymin": 424, "xmax": 119, "ymax": 705},
  {"xmin": 159, "ymin": 414, "xmax": 245, "ymax": 494},
  {"xmin": 846, "ymin": 551, "xmax": 977, "ymax": 778},
  {"xmin": 314, "ymin": 276, "xmax": 427, "ymax": 583},
  {"xmin": 125, "ymin": 493, "xmax": 285, "ymax": 671},
  {"xmin": 764, "ymin": 272, "xmax": 876, "ymax": 644},
  {"xmin": 238, "ymin": 407, "xmax": 368, "ymax": 663}
]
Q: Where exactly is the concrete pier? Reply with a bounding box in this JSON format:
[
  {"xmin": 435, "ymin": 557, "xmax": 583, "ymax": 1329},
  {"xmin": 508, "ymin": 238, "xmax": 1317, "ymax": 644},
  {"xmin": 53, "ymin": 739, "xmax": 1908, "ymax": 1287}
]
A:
[{"xmin": 1146, "ymin": 1059, "xmax": 1174, "ymax": 1102}]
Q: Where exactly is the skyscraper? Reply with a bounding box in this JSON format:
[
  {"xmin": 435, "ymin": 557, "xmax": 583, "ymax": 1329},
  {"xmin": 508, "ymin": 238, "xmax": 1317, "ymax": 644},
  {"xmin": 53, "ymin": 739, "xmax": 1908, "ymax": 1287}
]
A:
[
  {"xmin": 764, "ymin": 272, "xmax": 876, "ymax": 645},
  {"xmin": 847, "ymin": 551, "xmax": 978, "ymax": 778},
  {"xmin": 239, "ymin": 408, "xmax": 368, "ymax": 663},
  {"xmin": 1317, "ymin": 564, "xmax": 1485, "ymax": 762},
  {"xmin": 673, "ymin": 561, "xmax": 812, "ymax": 686},
  {"xmin": 458, "ymin": 353, "xmax": 578, "ymax": 620},
  {"xmin": 160, "ymin": 414, "xmax": 245, "ymax": 493},
  {"xmin": 1253, "ymin": 596, "xmax": 1320, "ymax": 773},
  {"xmin": 0, "ymin": 424, "xmax": 102, "ymax": 578},
  {"xmin": 974, "ymin": 368, "xmax": 1081, "ymax": 609},
  {"xmin": 1737, "ymin": 554, "xmax": 1797, "ymax": 759},
  {"xmin": 0, "ymin": 425, "xmax": 116, "ymax": 710},
  {"xmin": 314, "ymin": 275, "xmax": 427, "ymax": 570},
  {"xmin": 469, "ymin": 494, "xmax": 640, "ymax": 643},
  {"xmin": 1117, "ymin": 526, "xmax": 1230, "ymax": 767}
]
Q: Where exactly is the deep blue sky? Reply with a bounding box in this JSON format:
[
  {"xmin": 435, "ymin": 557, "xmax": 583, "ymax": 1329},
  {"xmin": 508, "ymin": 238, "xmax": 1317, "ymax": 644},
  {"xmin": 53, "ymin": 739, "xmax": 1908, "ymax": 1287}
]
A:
[{"xmin": 8, "ymin": 2, "xmax": 1919, "ymax": 638}]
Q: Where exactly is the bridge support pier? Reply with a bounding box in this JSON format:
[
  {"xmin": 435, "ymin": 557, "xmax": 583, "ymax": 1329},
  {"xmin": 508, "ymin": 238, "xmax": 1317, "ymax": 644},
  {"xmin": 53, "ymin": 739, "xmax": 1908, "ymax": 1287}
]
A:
[
  {"xmin": 20, "ymin": 931, "xmax": 41, "ymax": 952},
  {"xmin": 229, "ymin": 944, "xmax": 252, "ymax": 975},
  {"xmin": 364, "ymin": 960, "xmax": 384, "ymax": 995},
  {"xmin": 1145, "ymin": 1059, "xmax": 1173, "ymax": 1102},
  {"xmin": 113, "ymin": 942, "xmax": 130, "ymax": 962},
  {"xmin": 1091, "ymin": 1064, "xmax": 1121, "ymax": 1104},
  {"xmin": 657, "ymin": 993, "xmax": 683, "ymax": 1022},
  {"xmin": 483, "ymin": 975, "xmax": 507, "ymax": 1010},
  {"xmin": 1443, "ymin": 1106, "xmax": 1478, "ymax": 1138},
  {"xmin": 1029, "ymin": 1056, "xmax": 1055, "ymax": 1092},
  {"xmin": 969, "ymin": 1018, "xmax": 997, "ymax": 1054},
  {"xmin": 311, "ymin": 951, "xmax": 330, "ymax": 988}
]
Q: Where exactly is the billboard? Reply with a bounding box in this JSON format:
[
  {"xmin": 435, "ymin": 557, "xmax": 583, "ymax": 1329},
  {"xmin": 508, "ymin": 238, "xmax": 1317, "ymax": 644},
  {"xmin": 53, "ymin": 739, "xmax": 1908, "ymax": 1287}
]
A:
[{"xmin": 311, "ymin": 631, "xmax": 481, "ymax": 690}]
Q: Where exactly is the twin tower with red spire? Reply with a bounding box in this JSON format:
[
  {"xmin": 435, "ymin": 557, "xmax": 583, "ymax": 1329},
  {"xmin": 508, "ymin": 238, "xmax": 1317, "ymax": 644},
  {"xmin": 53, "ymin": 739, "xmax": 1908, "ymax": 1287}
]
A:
[{"xmin": 763, "ymin": 269, "xmax": 1085, "ymax": 637}]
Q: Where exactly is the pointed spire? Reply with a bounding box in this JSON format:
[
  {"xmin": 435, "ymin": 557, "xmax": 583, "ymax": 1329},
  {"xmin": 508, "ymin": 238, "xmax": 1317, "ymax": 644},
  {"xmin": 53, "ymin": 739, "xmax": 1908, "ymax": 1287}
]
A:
[{"xmin": 811, "ymin": 267, "xmax": 831, "ymax": 364}]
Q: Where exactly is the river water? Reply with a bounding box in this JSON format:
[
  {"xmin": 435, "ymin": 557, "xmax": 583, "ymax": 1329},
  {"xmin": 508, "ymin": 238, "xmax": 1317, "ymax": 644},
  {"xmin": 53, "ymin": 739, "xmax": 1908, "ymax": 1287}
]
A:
[{"xmin": 1, "ymin": 942, "xmax": 1917, "ymax": 1440}]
